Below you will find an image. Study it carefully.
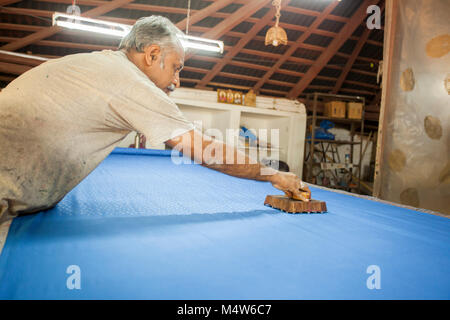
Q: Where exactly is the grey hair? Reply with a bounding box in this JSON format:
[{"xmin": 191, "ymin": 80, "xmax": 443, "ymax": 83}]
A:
[{"xmin": 119, "ymin": 16, "xmax": 185, "ymax": 60}]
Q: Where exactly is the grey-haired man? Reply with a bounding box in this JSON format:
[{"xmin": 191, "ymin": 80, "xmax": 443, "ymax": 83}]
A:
[{"xmin": 0, "ymin": 16, "xmax": 310, "ymax": 223}]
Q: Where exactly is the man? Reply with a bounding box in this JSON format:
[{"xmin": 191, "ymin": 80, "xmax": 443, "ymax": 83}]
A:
[{"xmin": 0, "ymin": 16, "xmax": 310, "ymax": 223}]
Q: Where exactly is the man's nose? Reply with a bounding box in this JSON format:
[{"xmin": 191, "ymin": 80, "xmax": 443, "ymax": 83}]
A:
[{"xmin": 174, "ymin": 73, "xmax": 180, "ymax": 88}]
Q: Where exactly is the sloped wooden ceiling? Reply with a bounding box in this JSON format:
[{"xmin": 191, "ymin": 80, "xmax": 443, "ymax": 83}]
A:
[{"xmin": 0, "ymin": 0, "xmax": 385, "ymax": 124}]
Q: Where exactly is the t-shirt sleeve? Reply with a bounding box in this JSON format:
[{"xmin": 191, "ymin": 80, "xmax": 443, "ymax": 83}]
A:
[{"xmin": 106, "ymin": 77, "xmax": 195, "ymax": 146}]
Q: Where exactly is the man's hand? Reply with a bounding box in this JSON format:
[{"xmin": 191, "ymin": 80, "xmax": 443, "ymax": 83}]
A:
[{"xmin": 270, "ymin": 172, "xmax": 311, "ymax": 202}]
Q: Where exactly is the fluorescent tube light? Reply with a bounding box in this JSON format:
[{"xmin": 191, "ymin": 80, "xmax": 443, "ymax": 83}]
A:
[
  {"xmin": 53, "ymin": 12, "xmax": 131, "ymax": 37},
  {"xmin": 52, "ymin": 12, "xmax": 224, "ymax": 53},
  {"xmin": 178, "ymin": 35, "xmax": 224, "ymax": 53},
  {"xmin": 0, "ymin": 50, "xmax": 49, "ymax": 61}
]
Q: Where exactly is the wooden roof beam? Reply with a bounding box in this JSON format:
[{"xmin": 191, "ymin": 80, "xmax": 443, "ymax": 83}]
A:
[
  {"xmin": 195, "ymin": 0, "xmax": 272, "ymax": 41},
  {"xmin": 339, "ymin": 88, "xmax": 375, "ymax": 95},
  {"xmin": 1, "ymin": 5, "xmax": 348, "ymax": 41},
  {"xmin": 195, "ymin": 1, "xmax": 290, "ymax": 89},
  {"xmin": 344, "ymin": 80, "xmax": 380, "ymax": 89},
  {"xmin": 232, "ymin": 2, "xmax": 351, "ymax": 23},
  {"xmin": 332, "ymin": 27, "xmax": 372, "ymax": 93},
  {"xmin": 0, "ymin": 74, "xmax": 16, "ymax": 82},
  {"xmin": 287, "ymin": 0, "xmax": 380, "ymax": 98},
  {"xmin": 200, "ymin": 49, "xmax": 377, "ymax": 79},
  {"xmin": 0, "ymin": 23, "xmax": 42, "ymax": 32},
  {"xmin": 34, "ymin": 0, "xmax": 189, "ymax": 15},
  {"xmin": 252, "ymin": 1, "xmax": 340, "ymax": 92},
  {"xmin": 282, "ymin": 5, "xmax": 349, "ymax": 23},
  {"xmin": 33, "ymin": 0, "xmax": 344, "ymax": 32},
  {"xmin": 349, "ymin": 68, "xmax": 377, "ymax": 77},
  {"xmin": 0, "ymin": 61, "xmax": 32, "ymax": 75},
  {"xmin": 0, "ymin": 36, "xmax": 117, "ymax": 51},
  {"xmin": 175, "ymin": 0, "xmax": 235, "ymax": 31},
  {"xmin": 184, "ymin": 0, "xmax": 272, "ymax": 63},
  {"xmin": 0, "ymin": 0, "xmax": 21, "ymax": 5},
  {"xmin": 0, "ymin": 50, "xmax": 47, "ymax": 66}
]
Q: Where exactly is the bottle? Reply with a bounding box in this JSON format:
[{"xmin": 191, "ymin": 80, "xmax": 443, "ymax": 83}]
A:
[{"xmin": 345, "ymin": 154, "xmax": 350, "ymax": 165}]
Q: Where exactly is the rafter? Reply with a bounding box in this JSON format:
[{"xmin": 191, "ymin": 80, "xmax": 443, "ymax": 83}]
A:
[
  {"xmin": 0, "ymin": 21, "xmax": 380, "ymax": 67},
  {"xmin": 5, "ymin": 0, "xmax": 342, "ymax": 39},
  {"xmin": 332, "ymin": 2, "xmax": 385, "ymax": 94},
  {"xmin": 230, "ymin": 0, "xmax": 350, "ymax": 23},
  {"xmin": 0, "ymin": 0, "xmax": 21, "ymax": 5},
  {"xmin": 339, "ymin": 87, "xmax": 375, "ymax": 96},
  {"xmin": 183, "ymin": 0, "xmax": 272, "ymax": 61},
  {"xmin": 196, "ymin": 0, "xmax": 272, "ymax": 40},
  {"xmin": 0, "ymin": 0, "xmax": 384, "ymax": 99},
  {"xmin": 0, "ymin": 23, "xmax": 42, "ymax": 32},
  {"xmin": 287, "ymin": 0, "xmax": 380, "ymax": 98},
  {"xmin": 344, "ymin": 80, "xmax": 379, "ymax": 89},
  {"xmin": 0, "ymin": 61, "xmax": 31, "ymax": 75},
  {"xmin": 0, "ymin": 50, "xmax": 47, "ymax": 66},
  {"xmin": 35, "ymin": 0, "xmax": 189, "ymax": 15},
  {"xmin": 281, "ymin": 4, "xmax": 349, "ymax": 23},
  {"xmin": 219, "ymin": 71, "xmax": 259, "ymax": 82},
  {"xmin": 0, "ymin": 75, "xmax": 15, "ymax": 82},
  {"xmin": 349, "ymin": 68, "xmax": 377, "ymax": 77},
  {"xmin": 196, "ymin": 49, "xmax": 378, "ymax": 80},
  {"xmin": 0, "ymin": 5, "xmax": 381, "ymax": 65},
  {"xmin": 195, "ymin": 0, "xmax": 290, "ymax": 88},
  {"xmin": 175, "ymin": 0, "xmax": 235, "ymax": 31},
  {"xmin": 34, "ymin": 0, "xmax": 246, "ymax": 21},
  {"xmin": 0, "ymin": 0, "xmax": 134, "ymax": 51},
  {"xmin": 332, "ymin": 27, "xmax": 372, "ymax": 94},
  {"xmin": 253, "ymin": 1, "xmax": 340, "ymax": 92},
  {"xmin": 0, "ymin": 36, "xmax": 117, "ymax": 51}
]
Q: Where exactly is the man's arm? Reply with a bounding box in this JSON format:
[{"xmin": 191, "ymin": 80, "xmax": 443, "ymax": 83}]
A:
[{"xmin": 165, "ymin": 129, "xmax": 311, "ymax": 201}]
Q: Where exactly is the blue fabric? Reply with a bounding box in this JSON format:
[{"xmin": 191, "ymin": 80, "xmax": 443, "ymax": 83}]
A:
[{"xmin": 0, "ymin": 148, "xmax": 449, "ymax": 300}]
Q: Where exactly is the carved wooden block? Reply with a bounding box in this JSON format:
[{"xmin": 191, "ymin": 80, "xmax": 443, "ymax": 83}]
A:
[{"xmin": 264, "ymin": 195, "xmax": 327, "ymax": 214}]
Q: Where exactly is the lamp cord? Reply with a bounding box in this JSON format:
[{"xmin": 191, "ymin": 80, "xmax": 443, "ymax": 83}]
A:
[
  {"xmin": 186, "ymin": 0, "xmax": 191, "ymax": 35},
  {"xmin": 273, "ymin": 0, "xmax": 281, "ymax": 27}
]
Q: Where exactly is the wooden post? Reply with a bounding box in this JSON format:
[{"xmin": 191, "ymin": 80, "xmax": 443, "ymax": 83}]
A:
[{"xmin": 373, "ymin": 0, "xmax": 399, "ymax": 198}]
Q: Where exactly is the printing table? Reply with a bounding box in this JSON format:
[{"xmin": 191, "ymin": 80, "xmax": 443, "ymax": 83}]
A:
[{"xmin": 0, "ymin": 148, "xmax": 449, "ymax": 299}]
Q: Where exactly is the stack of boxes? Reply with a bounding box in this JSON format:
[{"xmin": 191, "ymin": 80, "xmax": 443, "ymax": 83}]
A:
[{"xmin": 323, "ymin": 101, "xmax": 363, "ymax": 119}]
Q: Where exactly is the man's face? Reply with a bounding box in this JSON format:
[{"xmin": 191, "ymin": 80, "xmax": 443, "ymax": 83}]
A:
[{"xmin": 144, "ymin": 45, "xmax": 184, "ymax": 94}]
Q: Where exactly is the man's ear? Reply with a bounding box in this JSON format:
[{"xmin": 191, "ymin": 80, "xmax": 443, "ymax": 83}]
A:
[{"xmin": 143, "ymin": 45, "xmax": 161, "ymax": 66}]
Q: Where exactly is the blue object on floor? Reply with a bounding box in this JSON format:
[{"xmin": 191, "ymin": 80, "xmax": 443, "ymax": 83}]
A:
[
  {"xmin": 307, "ymin": 120, "xmax": 335, "ymax": 142},
  {"xmin": 0, "ymin": 148, "xmax": 449, "ymax": 299}
]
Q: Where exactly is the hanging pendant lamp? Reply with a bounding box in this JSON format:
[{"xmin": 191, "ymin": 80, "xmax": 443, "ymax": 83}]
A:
[{"xmin": 265, "ymin": 0, "xmax": 288, "ymax": 47}]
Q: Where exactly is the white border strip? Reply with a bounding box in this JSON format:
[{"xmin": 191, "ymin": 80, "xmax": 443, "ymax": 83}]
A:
[{"xmin": 307, "ymin": 183, "xmax": 449, "ymax": 218}]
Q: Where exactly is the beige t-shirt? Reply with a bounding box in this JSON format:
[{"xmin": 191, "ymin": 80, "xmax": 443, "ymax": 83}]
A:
[{"xmin": 0, "ymin": 50, "xmax": 194, "ymax": 221}]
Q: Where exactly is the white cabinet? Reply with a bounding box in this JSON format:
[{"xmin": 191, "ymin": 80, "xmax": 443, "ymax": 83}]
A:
[{"xmin": 118, "ymin": 88, "xmax": 307, "ymax": 178}]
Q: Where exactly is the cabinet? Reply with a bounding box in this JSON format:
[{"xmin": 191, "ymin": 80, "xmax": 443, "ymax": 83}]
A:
[
  {"xmin": 304, "ymin": 92, "xmax": 365, "ymax": 193},
  {"xmin": 118, "ymin": 88, "xmax": 307, "ymax": 178}
]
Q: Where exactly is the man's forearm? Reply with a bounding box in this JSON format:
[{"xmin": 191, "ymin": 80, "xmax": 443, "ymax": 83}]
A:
[
  {"xmin": 203, "ymin": 162, "xmax": 276, "ymax": 182},
  {"xmin": 167, "ymin": 129, "xmax": 279, "ymax": 182},
  {"xmin": 201, "ymin": 140, "xmax": 278, "ymax": 182}
]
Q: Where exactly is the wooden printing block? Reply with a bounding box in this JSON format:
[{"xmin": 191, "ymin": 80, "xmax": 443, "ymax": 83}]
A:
[{"xmin": 264, "ymin": 195, "xmax": 327, "ymax": 214}]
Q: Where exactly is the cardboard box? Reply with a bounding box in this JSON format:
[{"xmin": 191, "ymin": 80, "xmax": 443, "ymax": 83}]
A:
[
  {"xmin": 324, "ymin": 101, "xmax": 346, "ymax": 118},
  {"xmin": 347, "ymin": 102, "xmax": 363, "ymax": 119}
]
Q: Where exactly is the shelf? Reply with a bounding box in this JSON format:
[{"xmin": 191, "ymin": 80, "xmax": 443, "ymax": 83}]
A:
[
  {"xmin": 307, "ymin": 116, "xmax": 363, "ymax": 124},
  {"xmin": 320, "ymin": 162, "xmax": 359, "ymax": 170},
  {"xmin": 306, "ymin": 139, "xmax": 362, "ymax": 145},
  {"xmin": 304, "ymin": 92, "xmax": 365, "ymax": 195},
  {"xmin": 305, "ymin": 92, "xmax": 365, "ymax": 99}
]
